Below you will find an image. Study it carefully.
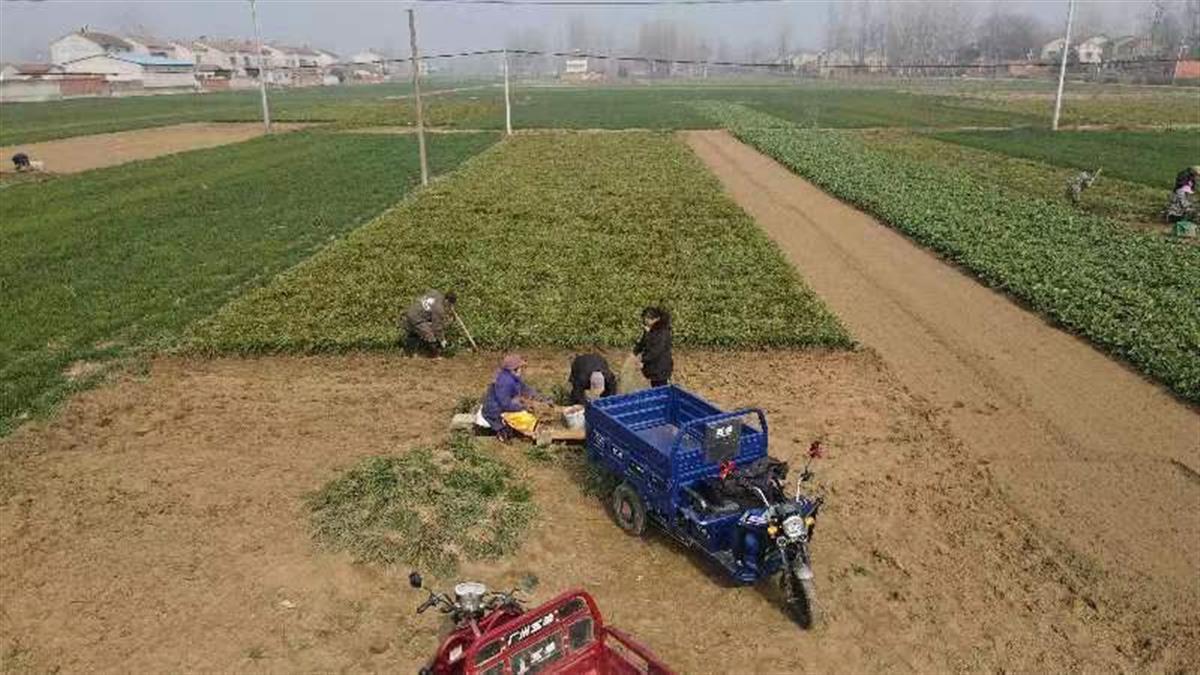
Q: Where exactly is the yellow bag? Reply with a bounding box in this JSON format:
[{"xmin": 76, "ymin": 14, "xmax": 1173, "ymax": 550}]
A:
[{"xmin": 500, "ymin": 411, "xmax": 539, "ymax": 436}]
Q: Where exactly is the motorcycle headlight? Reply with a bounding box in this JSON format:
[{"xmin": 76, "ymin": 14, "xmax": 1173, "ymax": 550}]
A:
[
  {"xmin": 454, "ymin": 581, "xmax": 487, "ymax": 613},
  {"xmin": 783, "ymin": 515, "xmax": 807, "ymax": 541}
]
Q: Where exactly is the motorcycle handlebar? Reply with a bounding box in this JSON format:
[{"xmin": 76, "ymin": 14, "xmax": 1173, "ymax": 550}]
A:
[{"xmin": 415, "ymin": 588, "xmax": 526, "ymax": 616}]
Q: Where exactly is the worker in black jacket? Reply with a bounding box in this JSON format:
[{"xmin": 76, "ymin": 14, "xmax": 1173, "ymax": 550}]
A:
[
  {"xmin": 634, "ymin": 306, "xmax": 673, "ymax": 387},
  {"xmin": 567, "ymin": 353, "xmax": 618, "ymax": 405}
]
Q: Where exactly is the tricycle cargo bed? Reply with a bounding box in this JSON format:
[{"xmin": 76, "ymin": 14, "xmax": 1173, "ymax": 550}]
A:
[{"xmin": 585, "ymin": 386, "xmax": 768, "ymax": 502}]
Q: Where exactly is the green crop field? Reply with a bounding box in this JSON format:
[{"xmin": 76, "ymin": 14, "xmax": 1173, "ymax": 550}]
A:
[
  {"xmin": 0, "ymin": 81, "xmax": 498, "ymax": 145},
  {"xmin": 0, "ymin": 130, "xmax": 497, "ymax": 435},
  {"xmin": 500, "ymin": 85, "xmax": 1042, "ymax": 130},
  {"xmin": 933, "ymin": 129, "xmax": 1200, "ymax": 188},
  {"xmin": 8, "ymin": 80, "xmax": 1192, "ymax": 147},
  {"xmin": 191, "ymin": 132, "xmax": 851, "ymax": 353},
  {"xmin": 859, "ymin": 130, "xmax": 1169, "ymax": 226},
  {"xmin": 699, "ymin": 102, "xmax": 1200, "ymax": 403}
]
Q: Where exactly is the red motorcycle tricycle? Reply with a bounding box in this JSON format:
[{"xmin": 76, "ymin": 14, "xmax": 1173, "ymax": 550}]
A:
[{"xmin": 409, "ymin": 572, "xmax": 673, "ymax": 675}]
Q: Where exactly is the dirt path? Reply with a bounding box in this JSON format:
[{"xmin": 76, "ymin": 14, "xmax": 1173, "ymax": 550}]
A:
[
  {"xmin": 0, "ymin": 122, "xmax": 308, "ymax": 174},
  {"xmin": 686, "ymin": 130, "xmax": 1200, "ymax": 665},
  {"xmin": 1, "ymin": 351, "xmax": 1168, "ymax": 672}
]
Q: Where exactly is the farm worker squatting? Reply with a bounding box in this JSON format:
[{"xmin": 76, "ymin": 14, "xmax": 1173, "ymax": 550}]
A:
[
  {"xmin": 479, "ymin": 354, "xmax": 553, "ymax": 441},
  {"xmin": 11, "ymin": 153, "xmax": 42, "ymax": 172},
  {"xmin": 401, "ymin": 290, "xmax": 456, "ymax": 357}
]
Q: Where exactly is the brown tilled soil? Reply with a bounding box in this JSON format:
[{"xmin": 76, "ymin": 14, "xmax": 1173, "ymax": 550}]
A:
[
  {"xmin": 687, "ymin": 130, "xmax": 1200, "ymax": 671},
  {"xmin": 1, "ymin": 350, "xmax": 1190, "ymax": 673},
  {"xmin": 0, "ymin": 123, "xmax": 308, "ymax": 175}
]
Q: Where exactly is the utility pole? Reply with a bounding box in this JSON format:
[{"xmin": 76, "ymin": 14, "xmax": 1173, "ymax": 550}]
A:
[
  {"xmin": 503, "ymin": 49, "xmax": 513, "ymax": 135},
  {"xmin": 407, "ymin": 8, "xmax": 429, "ymax": 186},
  {"xmin": 1052, "ymin": 0, "xmax": 1076, "ymax": 131},
  {"xmin": 249, "ymin": 0, "xmax": 271, "ymax": 134}
]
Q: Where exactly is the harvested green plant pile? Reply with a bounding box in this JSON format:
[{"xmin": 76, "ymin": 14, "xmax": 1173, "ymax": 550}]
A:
[
  {"xmin": 193, "ymin": 132, "xmax": 850, "ymax": 351},
  {"xmin": 308, "ymin": 436, "xmax": 535, "ymax": 573},
  {"xmin": 697, "ymin": 102, "xmax": 1200, "ymax": 403}
]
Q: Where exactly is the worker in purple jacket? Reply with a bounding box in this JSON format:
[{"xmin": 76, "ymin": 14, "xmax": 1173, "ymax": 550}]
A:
[{"xmin": 480, "ymin": 354, "xmax": 551, "ymax": 440}]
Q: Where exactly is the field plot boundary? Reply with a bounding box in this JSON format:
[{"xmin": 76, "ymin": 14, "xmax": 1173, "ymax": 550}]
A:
[
  {"xmin": 686, "ymin": 129, "xmax": 1200, "ymax": 670},
  {"xmin": 191, "ymin": 131, "xmax": 850, "ymax": 353},
  {"xmin": 0, "ymin": 122, "xmax": 310, "ymax": 175},
  {"xmin": 695, "ymin": 102, "xmax": 1200, "ymax": 404},
  {"xmin": 0, "ymin": 131, "xmax": 498, "ymax": 436}
]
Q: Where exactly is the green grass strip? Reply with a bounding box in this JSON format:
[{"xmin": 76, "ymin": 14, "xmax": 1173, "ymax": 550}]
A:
[
  {"xmin": 191, "ymin": 132, "xmax": 851, "ymax": 352},
  {"xmin": 696, "ymin": 101, "xmax": 1200, "ymax": 403}
]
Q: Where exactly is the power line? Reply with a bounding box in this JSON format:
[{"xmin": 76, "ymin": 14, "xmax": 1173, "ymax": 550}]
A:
[
  {"xmin": 365, "ymin": 45, "xmax": 1184, "ymax": 71},
  {"xmin": 415, "ymin": 0, "xmax": 792, "ymax": 5},
  {"xmin": 497, "ymin": 48, "xmax": 1185, "ymax": 71}
]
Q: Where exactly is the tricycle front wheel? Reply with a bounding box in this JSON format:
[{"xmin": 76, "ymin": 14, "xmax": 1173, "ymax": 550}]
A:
[
  {"xmin": 611, "ymin": 483, "xmax": 647, "ymax": 537},
  {"xmin": 782, "ymin": 572, "xmax": 817, "ymax": 629}
]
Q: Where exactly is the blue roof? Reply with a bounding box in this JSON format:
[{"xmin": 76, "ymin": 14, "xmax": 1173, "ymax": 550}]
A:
[{"xmin": 113, "ymin": 53, "xmax": 193, "ymax": 67}]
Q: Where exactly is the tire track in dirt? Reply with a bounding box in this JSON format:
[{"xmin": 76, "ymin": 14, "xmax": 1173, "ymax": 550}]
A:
[{"xmin": 685, "ymin": 129, "xmax": 1200, "ymax": 668}]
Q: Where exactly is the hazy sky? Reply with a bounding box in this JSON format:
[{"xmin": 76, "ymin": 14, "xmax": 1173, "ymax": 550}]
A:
[{"xmin": 0, "ymin": 0, "xmax": 1160, "ymax": 63}]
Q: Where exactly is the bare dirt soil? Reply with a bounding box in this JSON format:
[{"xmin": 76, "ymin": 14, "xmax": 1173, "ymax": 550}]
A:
[
  {"xmin": 687, "ymin": 130, "xmax": 1200, "ymax": 671},
  {"xmin": 0, "ymin": 123, "xmax": 308, "ymax": 175},
  {"xmin": 1, "ymin": 350, "xmax": 1187, "ymax": 673}
]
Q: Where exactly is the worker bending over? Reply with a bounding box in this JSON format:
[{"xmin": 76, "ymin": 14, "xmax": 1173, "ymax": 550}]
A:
[
  {"xmin": 1066, "ymin": 168, "xmax": 1101, "ymax": 205},
  {"xmin": 401, "ymin": 289, "xmax": 456, "ymax": 357},
  {"xmin": 567, "ymin": 353, "xmax": 617, "ymax": 405},
  {"xmin": 1166, "ymin": 165, "xmax": 1198, "ymax": 226},
  {"xmin": 1166, "ymin": 181, "xmax": 1196, "ymax": 224}
]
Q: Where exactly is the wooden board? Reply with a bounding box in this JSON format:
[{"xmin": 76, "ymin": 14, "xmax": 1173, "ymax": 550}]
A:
[{"xmin": 536, "ymin": 427, "xmax": 586, "ymax": 447}]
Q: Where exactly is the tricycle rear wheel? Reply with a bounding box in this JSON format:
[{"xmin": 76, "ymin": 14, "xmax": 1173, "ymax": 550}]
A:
[{"xmin": 611, "ymin": 483, "xmax": 647, "ymax": 537}]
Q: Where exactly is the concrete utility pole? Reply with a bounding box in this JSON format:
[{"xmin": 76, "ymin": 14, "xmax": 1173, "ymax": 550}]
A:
[
  {"xmin": 503, "ymin": 49, "xmax": 513, "ymax": 135},
  {"xmin": 249, "ymin": 0, "xmax": 271, "ymax": 134},
  {"xmin": 1052, "ymin": 0, "xmax": 1076, "ymax": 131},
  {"xmin": 408, "ymin": 8, "xmax": 429, "ymax": 186}
]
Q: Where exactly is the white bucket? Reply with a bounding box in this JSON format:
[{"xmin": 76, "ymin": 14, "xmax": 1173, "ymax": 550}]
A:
[{"xmin": 562, "ymin": 405, "xmax": 585, "ymax": 430}]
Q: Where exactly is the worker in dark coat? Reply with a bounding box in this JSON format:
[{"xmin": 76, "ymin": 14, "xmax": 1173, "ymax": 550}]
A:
[
  {"xmin": 401, "ymin": 290, "xmax": 456, "ymax": 356},
  {"xmin": 1173, "ymin": 166, "xmax": 1198, "ymax": 192},
  {"xmin": 634, "ymin": 306, "xmax": 673, "ymax": 387},
  {"xmin": 568, "ymin": 353, "xmax": 617, "ymax": 405}
]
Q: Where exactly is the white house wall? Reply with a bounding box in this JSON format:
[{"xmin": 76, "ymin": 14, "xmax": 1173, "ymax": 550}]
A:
[
  {"xmin": 50, "ymin": 34, "xmax": 107, "ymax": 65},
  {"xmin": 61, "ymin": 55, "xmax": 142, "ymax": 80},
  {"xmin": 143, "ymin": 69, "xmax": 196, "ymax": 89}
]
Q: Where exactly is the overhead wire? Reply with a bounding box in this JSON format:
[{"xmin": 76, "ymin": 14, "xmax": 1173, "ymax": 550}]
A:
[{"xmin": 371, "ymin": 46, "xmax": 1183, "ymax": 71}]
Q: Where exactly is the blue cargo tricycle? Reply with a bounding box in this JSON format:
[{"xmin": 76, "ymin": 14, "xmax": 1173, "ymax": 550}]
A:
[{"xmin": 585, "ymin": 385, "xmax": 825, "ymax": 627}]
